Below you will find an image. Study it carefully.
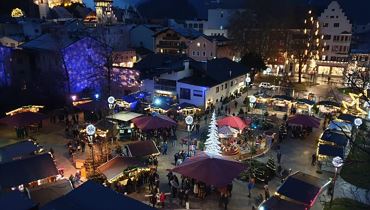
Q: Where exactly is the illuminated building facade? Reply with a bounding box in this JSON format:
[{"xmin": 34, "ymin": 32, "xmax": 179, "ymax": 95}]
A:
[
  {"xmin": 95, "ymin": 0, "xmax": 117, "ymax": 24},
  {"xmin": 0, "ymin": 45, "xmax": 12, "ymax": 86},
  {"xmin": 316, "ymin": 1, "xmax": 352, "ymax": 83}
]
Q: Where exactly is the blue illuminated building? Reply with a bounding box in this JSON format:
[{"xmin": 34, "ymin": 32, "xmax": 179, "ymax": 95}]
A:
[
  {"xmin": 62, "ymin": 37, "xmax": 109, "ymax": 93},
  {"xmin": 0, "ymin": 45, "xmax": 12, "ymax": 86}
]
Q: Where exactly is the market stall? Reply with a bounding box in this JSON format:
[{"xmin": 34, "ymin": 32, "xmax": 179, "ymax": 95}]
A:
[
  {"xmin": 255, "ymin": 93, "xmax": 271, "ymax": 109},
  {"xmin": 124, "ymin": 140, "xmax": 160, "ymax": 158},
  {"xmin": 272, "ymin": 95, "xmax": 293, "ymax": 112},
  {"xmin": 177, "ymin": 102, "xmax": 201, "ymax": 116},
  {"xmin": 294, "ymin": 99, "xmax": 315, "ymax": 115},
  {"xmin": 106, "ymin": 111, "xmax": 143, "ymax": 140},
  {"xmin": 97, "ymin": 156, "xmax": 148, "ymax": 183},
  {"xmin": 315, "ymin": 100, "xmax": 341, "ymax": 115}
]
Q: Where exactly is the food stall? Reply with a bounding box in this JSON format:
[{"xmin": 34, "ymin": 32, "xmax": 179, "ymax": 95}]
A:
[
  {"xmin": 106, "ymin": 111, "xmax": 143, "ymax": 140},
  {"xmin": 97, "ymin": 156, "xmax": 150, "ymax": 186},
  {"xmin": 272, "ymin": 95, "xmax": 293, "ymax": 112},
  {"xmin": 177, "ymin": 102, "xmax": 201, "ymax": 116},
  {"xmin": 294, "ymin": 99, "xmax": 315, "ymax": 115}
]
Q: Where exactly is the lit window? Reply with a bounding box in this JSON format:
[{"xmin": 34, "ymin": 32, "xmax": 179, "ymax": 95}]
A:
[{"xmin": 197, "ymin": 42, "xmax": 200, "ymax": 47}]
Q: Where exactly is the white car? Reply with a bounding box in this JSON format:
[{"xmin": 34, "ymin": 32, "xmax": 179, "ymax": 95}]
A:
[{"xmin": 259, "ymin": 82, "xmax": 272, "ymax": 89}]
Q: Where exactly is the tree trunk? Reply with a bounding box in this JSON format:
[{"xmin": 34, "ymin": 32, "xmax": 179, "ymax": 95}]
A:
[{"xmin": 298, "ymin": 61, "xmax": 303, "ymax": 83}]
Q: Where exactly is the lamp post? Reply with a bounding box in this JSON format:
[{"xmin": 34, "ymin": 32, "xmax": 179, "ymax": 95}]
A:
[
  {"xmin": 247, "ymin": 95, "xmax": 257, "ymax": 179},
  {"xmin": 329, "ymin": 156, "xmax": 343, "ymax": 208},
  {"xmin": 245, "ymin": 74, "xmax": 251, "ymax": 116},
  {"xmin": 249, "ymin": 95, "xmax": 257, "ymax": 115},
  {"xmin": 107, "ymin": 96, "xmax": 116, "ymax": 160},
  {"xmin": 185, "ymin": 115, "xmax": 194, "ymax": 157},
  {"xmin": 86, "ymin": 124, "xmax": 96, "ymax": 175}
]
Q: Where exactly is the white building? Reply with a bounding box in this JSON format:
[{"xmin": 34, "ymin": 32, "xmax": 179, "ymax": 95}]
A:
[
  {"xmin": 135, "ymin": 54, "xmax": 193, "ymax": 100},
  {"xmin": 177, "ymin": 58, "xmax": 249, "ymax": 108},
  {"xmin": 316, "ymin": 1, "xmax": 352, "ymax": 83},
  {"xmin": 184, "ymin": 19, "xmax": 206, "ymax": 33},
  {"xmin": 203, "ymin": 8, "xmax": 236, "ymax": 37}
]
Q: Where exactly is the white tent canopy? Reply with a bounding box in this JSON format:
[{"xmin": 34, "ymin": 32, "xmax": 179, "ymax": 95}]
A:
[{"xmin": 106, "ymin": 111, "xmax": 143, "ymax": 122}]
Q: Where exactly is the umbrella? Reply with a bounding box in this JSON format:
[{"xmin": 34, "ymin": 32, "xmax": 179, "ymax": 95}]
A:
[
  {"xmin": 217, "ymin": 116, "xmax": 248, "ymax": 130},
  {"xmin": 171, "ymin": 152, "xmax": 246, "ymax": 187},
  {"xmin": 0, "ymin": 112, "xmax": 47, "ymax": 127},
  {"xmin": 131, "ymin": 115, "xmax": 177, "ymax": 131},
  {"xmin": 316, "ymin": 100, "xmax": 341, "ymax": 107},
  {"xmin": 286, "ymin": 114, "xmax": 321, "ymax": 128},
  {"xmin": 218, "ymin": 126, "xmax": 238, "ymax": 138}
]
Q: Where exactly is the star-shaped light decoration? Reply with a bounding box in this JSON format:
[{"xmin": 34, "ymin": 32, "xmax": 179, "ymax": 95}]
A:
[{"xmin": 342, "ymin": 93, "xmax": 367, "ymax": 115}]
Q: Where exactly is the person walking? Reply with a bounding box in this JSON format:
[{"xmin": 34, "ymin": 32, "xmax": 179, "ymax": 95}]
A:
[
  {"xmin": 311, "ymin": 153, "xmax": 317, "ymax": 166},
  {"xmin": 277, "ymin": 150, "xmax": 282, "ymax": 164},
  {"xmin": 195, "ymin": 123, "xmax": 200, "ymax": 134},
  {"xmin": 247, "ymin": 178, "xmax": 255, "ymax": 198},
  {"xmin": 222, "ymin": 193, "xmax": 229, "ymax": 210},
  {"xmin": 264, "ymin": 185, "xmax": 270, "ymax": 200}
]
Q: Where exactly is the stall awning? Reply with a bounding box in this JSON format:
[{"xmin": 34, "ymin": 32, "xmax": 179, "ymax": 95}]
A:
[
  {"xmin": 177, "ymin": 102, "xmax": 199, "ymax": 110},
  {"xmin": 296, "ymin": 98, "xmax": 315, "ymax": 106},
  {"xmin": 320, "ymin": 130, "xmax": 348, "ymax": 146},
  {"xmin": 259, "ymin": 195, "xmax": 307, "ymax": 210},
  {"xmin": 97, "ymin": 156, "xmax": 145, "ymax": 182},
  {"xmin": 41, "ymin": 181, "xmax": 155, "ymax": 210},
  {"xmin": 0, "ymin": 139, "xmax": 42, "ymax": 163},
  {"xmin": 316, "ymin": 100, "xmax": 341, "ymax": 107},
  {"xmin": 337, "ymin": 113, "xmax": 357, "ymax": 123},
  {"xmin": 106, "ymin": 111, "xmax": 143, "ymax": 122},
  {"xmin": 125, "ymin": 140, "xmax": 160, "ymax": 157},
  {"xmin": 95, "ymin": 119, "xmax": 116, "ymax": 131},
  {"xmin": 272, "ymin": 95, "xmax": 293, "ymax": 101},
  {"xmin": 29, "ymin": 179, "xmax": 73, "ymax": 207},
  {"xmin": 0, "ymin": 153, "xmax": 58, "ymax": 188},
  {"xmin": 277, "ymin": 172, "xmax": 323, "ymax": 206},
  {"xmin": 318, "ymin": 144, "xmax": 344, "ymax": 158},
  {"xmin": 328, "ymin": 120, "xmax": 352, "ymax": 133}
]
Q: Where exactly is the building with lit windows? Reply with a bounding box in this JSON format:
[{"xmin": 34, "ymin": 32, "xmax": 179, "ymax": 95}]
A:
[
  {"xmin": 316, "ymin": 1, "xmax": 352, "ymax": 83},
  {"xmin": 94, "ymin": 0, "xmax": 117, "ymax": 24},
  {"xmin": 178, "ymin": 58, "xmax": 250, "ymax": 108}
]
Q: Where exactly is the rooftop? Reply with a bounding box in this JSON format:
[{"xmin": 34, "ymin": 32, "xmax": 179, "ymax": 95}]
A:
[
  {"xmin": 0, "ymin": 191, "xmax": 37, "ymax": 210},
  {"xmin": 134, "ymin": 53, "xmax": 192, "ymax": 79},
  {"xmin": 0, "ymin": 139, "xmax": 41, "ymax": 163},
  {"xmin": 179, "ymin": 58, "xmax": 249, "ymax": 87},
  {"xmin": 41, "ymin": 180, "xmax": 155, "ymax": 210},
  {"xmin": 0, "ymin": 153, "xmax": 58, "ymax": 188}
]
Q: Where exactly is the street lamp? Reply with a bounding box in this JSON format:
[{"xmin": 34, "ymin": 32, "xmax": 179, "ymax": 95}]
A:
[
  {"xmin": 245, "ymin": 74, "xmax": 252, "ymax": 116},
  {"xmin": 329, "ymin": 156, "xmax": 343, "ymax": 208},
  {"xmin": 185, "ymin": 115, "xmax": 194, "ymax": 157},
  {"xmin": 86, "ymin": 124, "xmax": 96, "ymax": 175},
  {"xmin": 108, "ymin": 96, "xmax": 116, "ymax": 146},
  {"xmin": 249, "ymin": 95, "xmax": 257, "ymax": 111}
]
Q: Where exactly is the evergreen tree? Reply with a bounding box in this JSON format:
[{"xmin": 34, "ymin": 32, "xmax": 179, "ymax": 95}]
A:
[{"xmin": 204, "ymin": 111, "xmax": 222, "ymax": 155}]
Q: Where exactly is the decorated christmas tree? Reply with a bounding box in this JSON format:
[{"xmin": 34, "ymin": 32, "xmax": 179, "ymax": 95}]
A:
[{"xmin": 204, "ymin": 111, "xmax": 222, "ymax": 155}]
